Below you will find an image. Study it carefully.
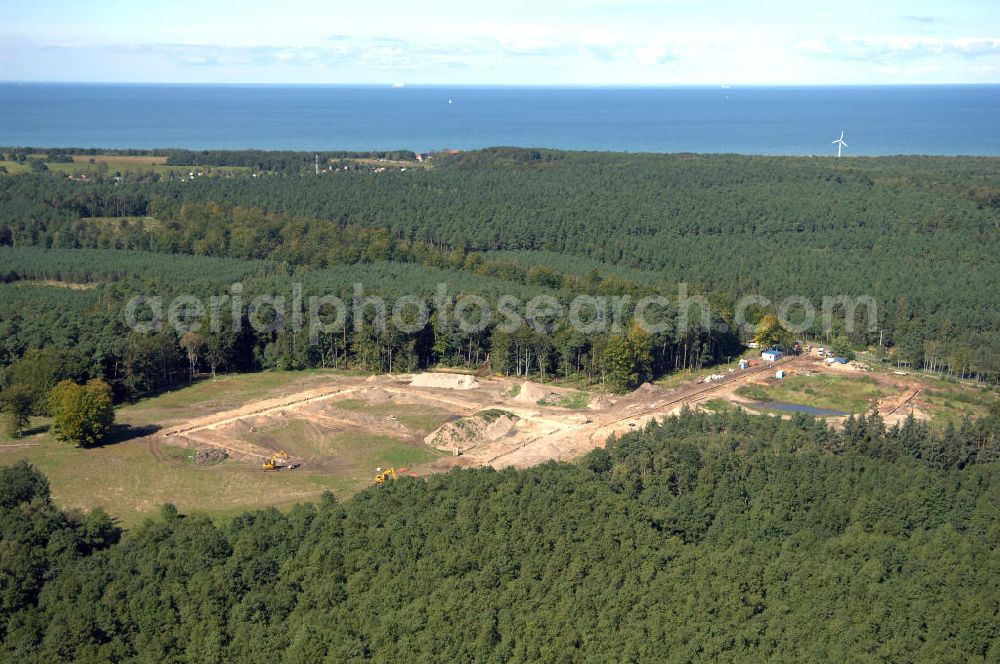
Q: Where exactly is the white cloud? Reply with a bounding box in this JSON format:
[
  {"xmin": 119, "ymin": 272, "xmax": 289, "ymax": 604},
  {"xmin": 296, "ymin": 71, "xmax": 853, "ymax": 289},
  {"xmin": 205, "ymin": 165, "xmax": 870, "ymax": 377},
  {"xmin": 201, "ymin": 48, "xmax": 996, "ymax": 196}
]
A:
[
  {"xmin": 873, "ymin": 64, "xmax": 943, "ymax": 76},
  {"xmin": 633, "ymin": 42, "xmax": 677, "ymax": 66},
  {"xmin": 39, "ymin": 30, "xmax": 696, "ymax": 76},
  {"xmin": 797, "ymin": 36, "xmax": 1000, "ymax": 61},
  {"xmin": 795, "ymin": 39, "xmax": 831, "ymax": 55},
  {"xmin": 952, "ymin": 37, "xmax": 1000, "ymax": 55},
  {"xmin": 10, "ymin": 15, "xmax": 1000, "ymax": 84}
]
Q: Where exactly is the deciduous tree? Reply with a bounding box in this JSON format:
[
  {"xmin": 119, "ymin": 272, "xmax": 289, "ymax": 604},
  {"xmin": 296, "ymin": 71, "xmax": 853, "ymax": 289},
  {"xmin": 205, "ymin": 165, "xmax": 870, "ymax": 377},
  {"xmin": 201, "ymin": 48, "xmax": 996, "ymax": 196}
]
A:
[
  {"xmin": 49, "ymin": 379, "xmax": 115, "ymax": 447},
  {"xmin": 0, "ymin": 385, "xmax": 32, "ymax": 437}
]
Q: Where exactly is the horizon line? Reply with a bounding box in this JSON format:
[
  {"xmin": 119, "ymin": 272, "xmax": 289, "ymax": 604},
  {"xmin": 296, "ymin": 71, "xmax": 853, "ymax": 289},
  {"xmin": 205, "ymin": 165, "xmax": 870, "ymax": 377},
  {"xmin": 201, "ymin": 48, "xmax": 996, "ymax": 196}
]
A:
[{"xmin": 2, "ymin": 80, "xmax": 999, "ymax": 88}]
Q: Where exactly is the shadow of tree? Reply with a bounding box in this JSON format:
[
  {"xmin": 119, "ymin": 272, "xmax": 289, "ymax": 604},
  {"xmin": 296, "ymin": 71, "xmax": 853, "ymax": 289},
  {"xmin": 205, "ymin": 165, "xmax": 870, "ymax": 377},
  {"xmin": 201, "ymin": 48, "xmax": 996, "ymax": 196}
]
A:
[
  {"xmin": 97, "ymin": 423, "xmax": 162, "ymax": 447},
  {"xmin": 18, "ymin": 424, "xmax": 51, "ymax": 438}
]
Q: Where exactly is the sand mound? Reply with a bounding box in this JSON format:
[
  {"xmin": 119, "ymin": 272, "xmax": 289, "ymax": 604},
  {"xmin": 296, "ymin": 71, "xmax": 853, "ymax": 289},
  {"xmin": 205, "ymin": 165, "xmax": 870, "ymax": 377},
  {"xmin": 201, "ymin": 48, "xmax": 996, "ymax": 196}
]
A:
[
  {"xmin": 615, "ymin": 382, "xmax": 668, "ymax": 409},
  {"xmin": 633, "ymin": 383, "xmax": 665, "ymax": 398},
  {"xmin": 355, "ymin": 387, "xmax": 393, "ymax": 402},
  {"xmin": 410, "ymin": 373, "xmax": 480, "ymax": 390},
  {"xmin": 513, "ymin": 381, "xmax": 565, "ymax": 405},
  {"xmin": 588, "ymin": 394, "xmax": 616, "ymax": 410},
  {"xmin": 826, "ymin": 361, "xmax": 862, "ymax": 373},
  {"xmin": 426, "ymin": 409, "xmax": 519, "ymax": 453}
]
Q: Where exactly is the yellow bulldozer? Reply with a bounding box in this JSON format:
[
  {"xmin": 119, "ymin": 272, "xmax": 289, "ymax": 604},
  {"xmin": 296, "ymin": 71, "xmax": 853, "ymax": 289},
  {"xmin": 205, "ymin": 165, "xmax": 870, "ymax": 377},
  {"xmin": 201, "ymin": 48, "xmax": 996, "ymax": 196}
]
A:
[
  {"xmin": 374, "ymin": 467, "xmax": 397, "ymax": 484},
  {"xmin": 262, "ymin": 450, "xmax": 296, "ymax": 471}
]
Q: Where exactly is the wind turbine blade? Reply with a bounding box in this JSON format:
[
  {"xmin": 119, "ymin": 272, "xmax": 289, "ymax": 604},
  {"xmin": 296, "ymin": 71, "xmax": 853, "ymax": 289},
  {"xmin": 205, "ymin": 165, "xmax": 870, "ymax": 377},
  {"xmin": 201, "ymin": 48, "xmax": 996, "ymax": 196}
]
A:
[
  {"xmin": 841, "ymin": 141, "xmax": 847, "ymax": 147},
  {"xmin": 832, "ymin": 139, "xmax": 839, "ymax": 144}
]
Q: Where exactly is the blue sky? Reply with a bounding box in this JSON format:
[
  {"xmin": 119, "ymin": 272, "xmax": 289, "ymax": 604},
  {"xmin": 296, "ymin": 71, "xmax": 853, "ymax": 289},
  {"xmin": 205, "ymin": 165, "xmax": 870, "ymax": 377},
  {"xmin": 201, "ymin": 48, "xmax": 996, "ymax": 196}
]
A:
[{"xmin": 1, "ymin": 0, "xmax": 998, "ymax": 84}]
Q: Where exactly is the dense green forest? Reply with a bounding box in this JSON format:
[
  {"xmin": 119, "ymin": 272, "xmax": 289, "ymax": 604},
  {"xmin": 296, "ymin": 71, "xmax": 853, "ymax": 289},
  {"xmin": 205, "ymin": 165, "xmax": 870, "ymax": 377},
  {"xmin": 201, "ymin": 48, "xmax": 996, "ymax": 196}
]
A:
[
  {"xmin": 0, "ymin": 245, "xmax": 741, "ymax": 406},
  {"xmin": 1, "ymin": 149, "xmax": 998, "ymax": 380},
  {"xmin": 2, "ymin": 408, "xmax": 997, "ymax": 661},
  {"xmin": 2, "ymin": 141, "xmax": 997, "ymax": 657}
]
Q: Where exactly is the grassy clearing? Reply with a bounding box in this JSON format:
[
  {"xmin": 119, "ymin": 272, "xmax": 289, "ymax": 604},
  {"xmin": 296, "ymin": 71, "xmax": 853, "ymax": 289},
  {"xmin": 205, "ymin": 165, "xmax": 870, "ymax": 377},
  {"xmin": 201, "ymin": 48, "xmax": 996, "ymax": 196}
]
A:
[
  {"xmin": 121, "ymin": 370, "xmax": 345, "ymax": 426},
  {"xmin": 538, "ymin": 391, "xmax": 590, "ymax": 409},
  {"xmin": 160, "ymin": 444, "xmax": 195, "ymax": 464},
  {"xmin": 558, "ymin": 392, "xmax": 590, "ymax": 409},
  {"xmin": 654, "ymin": 359, "xmax": 746, "ymax": 389},
  {"xmin": 246, "ymin": 417, "xmax": 442, "ymax": 472},
  {"xmin": 922, "ymin": 385, "xmax": 997, "ymax": 410},
  {"xmin": 329, "ymin": 399, "xmax": 452, "ymax": 434},
  {"xmin": 342, "ymin": 157, "xmax": 432, "ymax": 169},
  {"xmin": 915, "ymin": 378, "xmax": 999, "ymax": 426},
  {"xmin": 0, "ymin": 370, "xmax": 389, "ymax": 528},
  {"xmin": 0, "ymin": 426, "xmax": 356, "ymax": 529},
  {"xmin": 0, "ymin": 160, "xmax": 30, "ymax": 175},
  {"xmin": 49, "ymin": 161, "xmax": 250, "ymax": 176},
  {"xmin": 70, "ymin": 155, "xmax": 167, "ymax": 165},
  {"xmin": 158, "ymin": 444, "xmax": 226, "ymax": 466},
  {"xmin": 329, "ymin": 431, "xmax": 442, "ymax": 470},
  {"xmin": 735, "ymin": 374, "xmax": 889, "ymax": 413},
  {"xmin": 0, "ymin": 156, "xmax": 252, "ymax": 177}
]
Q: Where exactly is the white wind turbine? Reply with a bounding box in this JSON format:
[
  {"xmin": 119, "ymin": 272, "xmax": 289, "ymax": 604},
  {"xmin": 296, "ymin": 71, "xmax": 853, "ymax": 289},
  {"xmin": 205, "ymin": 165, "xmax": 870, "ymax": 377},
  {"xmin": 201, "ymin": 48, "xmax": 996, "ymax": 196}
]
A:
[{"xmin": 832, "ymin": 130, "xmax": 847, "ymax": 158}]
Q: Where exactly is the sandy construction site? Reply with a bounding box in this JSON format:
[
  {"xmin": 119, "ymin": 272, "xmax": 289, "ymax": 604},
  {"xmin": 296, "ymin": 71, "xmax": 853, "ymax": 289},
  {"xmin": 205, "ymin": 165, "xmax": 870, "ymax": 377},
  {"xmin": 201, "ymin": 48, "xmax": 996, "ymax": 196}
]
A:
[{"xmin": 159, "ymin": 353, "xmax": 913, "ymax": 475}]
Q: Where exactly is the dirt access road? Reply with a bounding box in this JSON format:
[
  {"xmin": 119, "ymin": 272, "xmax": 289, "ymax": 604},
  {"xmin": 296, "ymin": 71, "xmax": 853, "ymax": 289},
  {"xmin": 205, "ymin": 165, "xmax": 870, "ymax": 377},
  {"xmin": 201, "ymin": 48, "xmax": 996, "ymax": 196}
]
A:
[
  {"xmin": 155, "ymin": 357, "xmax": 809, "ymax": 475},
  {"xmin": 471, "ymin": 355, "xmax": 807, "ymax": 468}
]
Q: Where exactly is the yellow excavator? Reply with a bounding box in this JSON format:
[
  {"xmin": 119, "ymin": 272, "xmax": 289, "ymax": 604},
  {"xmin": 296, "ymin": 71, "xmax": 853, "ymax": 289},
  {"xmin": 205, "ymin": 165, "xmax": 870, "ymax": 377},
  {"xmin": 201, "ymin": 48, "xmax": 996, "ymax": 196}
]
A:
[
  {"xmin": 262, "ymin": 450, "xmax": 294, "ymax": 471},
  {"xmin": 374, "ymin": 467, "xmax": 397, "ymax": 484}
]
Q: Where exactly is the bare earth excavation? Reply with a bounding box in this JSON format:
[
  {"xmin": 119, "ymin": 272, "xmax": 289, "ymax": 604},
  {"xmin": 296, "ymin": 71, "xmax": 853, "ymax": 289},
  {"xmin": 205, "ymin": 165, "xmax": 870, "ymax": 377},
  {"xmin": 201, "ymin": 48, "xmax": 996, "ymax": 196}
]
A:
[{"xmin": 156, "ymin": 349, "xmax": 932, "ymax": 480}]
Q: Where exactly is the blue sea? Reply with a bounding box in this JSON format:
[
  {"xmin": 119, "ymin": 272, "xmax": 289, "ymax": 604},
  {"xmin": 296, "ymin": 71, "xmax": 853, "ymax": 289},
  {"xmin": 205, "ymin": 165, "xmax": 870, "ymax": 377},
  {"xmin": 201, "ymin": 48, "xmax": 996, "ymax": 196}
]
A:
[{"xmin": 1, "ymin": 83, "xmax": 998, "ymax": 155}]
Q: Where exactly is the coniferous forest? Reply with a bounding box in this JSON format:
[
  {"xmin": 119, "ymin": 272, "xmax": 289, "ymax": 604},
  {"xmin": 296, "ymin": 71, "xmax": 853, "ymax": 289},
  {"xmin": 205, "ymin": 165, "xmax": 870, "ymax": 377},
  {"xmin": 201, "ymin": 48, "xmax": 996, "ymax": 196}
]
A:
[
  {"xmin": 1, "ymin": 408, "xmax": 999, "ymax": 661},
  {"xmin": 1, "ymin": 148, "xmax": 999, "ymax": 661},
  {"xmin": 1, "ymin": 148, "xmax": 998, "ymax": 401}
]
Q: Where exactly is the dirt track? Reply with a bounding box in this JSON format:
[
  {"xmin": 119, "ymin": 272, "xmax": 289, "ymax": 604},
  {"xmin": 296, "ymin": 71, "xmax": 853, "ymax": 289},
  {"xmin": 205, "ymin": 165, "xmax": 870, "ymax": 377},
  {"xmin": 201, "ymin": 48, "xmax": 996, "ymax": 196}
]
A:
[
  {"xmin": 464, "ymin": 355, "xmax": 813, "ymax": 468},
  {"xmin": 162, "ymin": 384, "xmax": 367, "ymax": 439},
  {"xmin": 150, "ymin": 353, "xmax": 925, "ymax": 477},
  {"xmin": 155, "ymin": 359, "xmax": 800, "ymax": 472}
]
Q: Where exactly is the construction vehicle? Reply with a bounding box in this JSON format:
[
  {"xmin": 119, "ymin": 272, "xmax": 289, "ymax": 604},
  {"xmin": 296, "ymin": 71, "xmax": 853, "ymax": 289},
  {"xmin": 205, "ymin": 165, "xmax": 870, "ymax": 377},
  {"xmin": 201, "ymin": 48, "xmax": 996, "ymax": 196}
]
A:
[
  {"xmin": 262, "ymin": 450, "xmax": 294, "ymax": 471},
  {"xmin": 374, "ymin": 467, "xmax": 397, "ymax": 484}
]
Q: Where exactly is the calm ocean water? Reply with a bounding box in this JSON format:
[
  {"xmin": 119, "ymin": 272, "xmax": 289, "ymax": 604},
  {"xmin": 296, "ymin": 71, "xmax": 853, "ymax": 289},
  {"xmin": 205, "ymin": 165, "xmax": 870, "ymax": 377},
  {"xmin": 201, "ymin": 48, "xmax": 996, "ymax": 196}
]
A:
[{"xmin": 1, "ymin": 83, "xmax": 998, "ymax": 155}]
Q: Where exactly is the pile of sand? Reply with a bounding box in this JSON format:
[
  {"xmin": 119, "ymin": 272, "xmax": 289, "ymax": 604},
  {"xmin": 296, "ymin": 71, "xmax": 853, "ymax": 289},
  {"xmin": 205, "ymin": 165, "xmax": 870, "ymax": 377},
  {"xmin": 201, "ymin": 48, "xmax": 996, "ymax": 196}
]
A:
[
  {"xmin": 633, "ymin": 383, "xmax": 666, "ymax": 398},
  {"xmin": 426, "ymin": 410, "xmax": 519, "ymax": 453},
  {"xmin": 355, "ymin": 387, "xmax": 393, "ymax": 402},
  {"xmin": 616, "ymin": 382, "xmax": 668, "ymax": 409},
  {"xmin": 410, "ymin": 373, "xmax": 480, "ymax": 390},
  {"xmin": 588, "ymin": 394, "xmax": 616, "ymax": 410},
  {"xmin": 513, "ymin": 381, "xmax": 565, "ymax": 405},
  {"xmin": 826, "ymin": 361, "xmax": 862, "ymax": 373}
]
